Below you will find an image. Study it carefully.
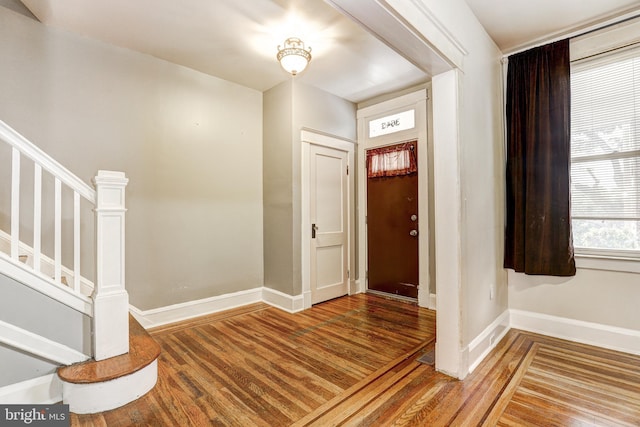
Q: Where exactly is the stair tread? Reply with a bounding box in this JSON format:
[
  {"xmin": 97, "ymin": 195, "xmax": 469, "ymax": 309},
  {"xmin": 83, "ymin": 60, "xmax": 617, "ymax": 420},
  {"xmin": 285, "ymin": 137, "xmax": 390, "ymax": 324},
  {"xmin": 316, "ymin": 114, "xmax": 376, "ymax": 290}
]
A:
[{"xmin": 58, "ymin": 314, "xmax": 160, "ymax": 384}]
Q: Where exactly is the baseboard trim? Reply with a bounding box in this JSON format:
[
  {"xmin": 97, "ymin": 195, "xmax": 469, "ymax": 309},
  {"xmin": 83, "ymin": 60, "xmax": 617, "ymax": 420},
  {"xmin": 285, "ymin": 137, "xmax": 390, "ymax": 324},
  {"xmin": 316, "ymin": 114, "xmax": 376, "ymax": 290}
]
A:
[
  {"xmin": 428, "ymin": 293, "xmax": 437, "ymax": 310},
  {"xmin": 302, "ymin": 291, "xmax": 312, "ymax": 310},
  {"xmin": 129, "ymin": 287, "xmax": 306, "ymax": 329},
  {"xmin": 0, "ymin": 374, "xmax": 62, "ymax": 404},
  {"xmin": 510, "ymin": 309, "xmax": 640, "ymax": 355},
  {"xmin": 466, "ymin": 309, "xmax": 510, "ymax": 375},
  {"xmin": 129, "ymin": 287, "xmax": 263, "ymax": 329},
  {"xmin": 262, "ymin": 287, "xmax": 304, "ymax": 313}
]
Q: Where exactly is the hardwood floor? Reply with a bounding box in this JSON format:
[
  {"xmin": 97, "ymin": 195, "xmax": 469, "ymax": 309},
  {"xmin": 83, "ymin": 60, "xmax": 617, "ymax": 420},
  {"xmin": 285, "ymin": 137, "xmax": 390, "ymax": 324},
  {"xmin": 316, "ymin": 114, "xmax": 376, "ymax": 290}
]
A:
[{"xmin": 70, "ymin": 294, "xmax": 640, "ymax": 426}]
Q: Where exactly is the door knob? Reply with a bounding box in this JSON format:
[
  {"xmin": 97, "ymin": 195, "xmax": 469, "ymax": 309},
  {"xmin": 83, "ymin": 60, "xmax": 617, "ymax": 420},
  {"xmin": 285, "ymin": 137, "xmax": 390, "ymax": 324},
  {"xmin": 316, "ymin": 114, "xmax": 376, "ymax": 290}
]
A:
[{"xmin": 409, "ymin": 229, "xmax": 418, "ymax": 237}]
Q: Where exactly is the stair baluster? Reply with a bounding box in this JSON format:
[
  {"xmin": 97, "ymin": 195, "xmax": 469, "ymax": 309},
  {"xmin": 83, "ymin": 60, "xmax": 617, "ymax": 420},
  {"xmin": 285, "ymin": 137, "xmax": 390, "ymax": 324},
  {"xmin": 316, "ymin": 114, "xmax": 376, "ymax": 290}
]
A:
[{"xmin": 1, "ymin": 119, "xmax": 130, "ymax": 361}]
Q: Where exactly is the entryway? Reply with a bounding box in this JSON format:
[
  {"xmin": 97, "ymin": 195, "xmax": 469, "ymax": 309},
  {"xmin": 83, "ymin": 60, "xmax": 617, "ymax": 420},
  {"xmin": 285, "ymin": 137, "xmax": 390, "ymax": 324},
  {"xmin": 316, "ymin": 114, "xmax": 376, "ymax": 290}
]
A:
[{"xmin": 357, "ymin": 89, "xmax": 432, "ymax": 308}]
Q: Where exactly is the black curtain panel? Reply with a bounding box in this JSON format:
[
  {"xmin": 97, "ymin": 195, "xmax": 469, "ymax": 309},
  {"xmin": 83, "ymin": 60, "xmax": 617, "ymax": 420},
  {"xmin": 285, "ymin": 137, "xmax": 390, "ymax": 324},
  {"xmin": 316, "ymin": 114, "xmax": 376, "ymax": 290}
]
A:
[{"xmin": 504, "ymin": 39, "xmax": 576, "ymax": 276}]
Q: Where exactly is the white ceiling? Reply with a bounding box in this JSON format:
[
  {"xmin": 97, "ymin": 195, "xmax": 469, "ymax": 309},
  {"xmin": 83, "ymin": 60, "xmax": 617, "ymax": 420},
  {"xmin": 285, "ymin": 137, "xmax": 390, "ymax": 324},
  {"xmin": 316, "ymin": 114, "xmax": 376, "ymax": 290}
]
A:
[
  {"xmin": 465, "ymin": 0, "xmax": 640, "ymax": 53},
  {"xmin": 15, "ymin": 0, "xmax": 640, "ymax": 103},
  {"xmin": 18, "ymin": 0, "xmax": 430, "ymax": 103}
]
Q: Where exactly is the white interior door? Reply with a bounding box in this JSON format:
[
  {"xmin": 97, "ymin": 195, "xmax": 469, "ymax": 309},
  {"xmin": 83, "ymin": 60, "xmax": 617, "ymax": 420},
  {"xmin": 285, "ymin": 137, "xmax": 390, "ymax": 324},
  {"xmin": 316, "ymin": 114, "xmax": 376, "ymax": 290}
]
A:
[{"xmin": 310, "ymin": 144, "xmax": 349, "ymax": 304}]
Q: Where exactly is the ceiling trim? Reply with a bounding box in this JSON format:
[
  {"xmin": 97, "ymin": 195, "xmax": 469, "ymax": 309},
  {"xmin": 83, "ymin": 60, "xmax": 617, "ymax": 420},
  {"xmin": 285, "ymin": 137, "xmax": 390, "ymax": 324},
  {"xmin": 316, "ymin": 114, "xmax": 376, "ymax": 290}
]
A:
[
  {"xmin": 384, "ymin": 0, "xmax": 467, "ymax": 68},
  {"xmin": 326, "ymin": 0, "xmax": 455, "ymax": 76}
]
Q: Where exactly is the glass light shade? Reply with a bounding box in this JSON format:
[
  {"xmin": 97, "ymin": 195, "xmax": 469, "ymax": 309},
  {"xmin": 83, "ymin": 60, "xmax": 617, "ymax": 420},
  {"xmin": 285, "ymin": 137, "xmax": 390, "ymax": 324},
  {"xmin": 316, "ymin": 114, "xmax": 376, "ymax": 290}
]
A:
[
  {"xmin": 279, "ymin": 53, "xmax": 309, "ymax": 75},
  {"xmin": 277, "ymin": 37, "xmax": 312, "ymax": 76}
]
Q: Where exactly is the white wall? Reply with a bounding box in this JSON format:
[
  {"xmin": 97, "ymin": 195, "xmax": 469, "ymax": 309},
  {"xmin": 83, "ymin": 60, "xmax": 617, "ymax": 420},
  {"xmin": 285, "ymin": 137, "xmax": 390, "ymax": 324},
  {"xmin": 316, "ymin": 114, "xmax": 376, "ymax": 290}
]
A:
[
  {"xmin": 0, "ymin": 6, "xmax": 264, "ymax": 310},
  {"xmin": 454, "ymin": 21, "xmax": 507, "ymax": 347},
  {"xmin": 509, "ymin": 268, "xmax": 640, "ymax": 331},
  {"xmin": 415, "ymin": 0, "xmax": 507, "ymax": 348}
]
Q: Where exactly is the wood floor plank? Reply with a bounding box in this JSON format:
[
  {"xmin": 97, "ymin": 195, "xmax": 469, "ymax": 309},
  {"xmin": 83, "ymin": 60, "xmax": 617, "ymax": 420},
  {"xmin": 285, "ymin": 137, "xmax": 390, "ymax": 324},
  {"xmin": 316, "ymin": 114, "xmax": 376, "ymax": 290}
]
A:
[
  {"xmin": 339, "ymin": 363, "xmax": 440, "ymax": 426},
  {"xmin": 433, "ymin": 329, "xmax": 535, "ymax": 426},
  {"xmin": 70, "ymin": 295, "xmax": 640, "ymax": 426},
  {"xmin": 291, "ymin": 340, "xmax": 433, "ymax": 427},
  {"xmin": 480, "ymin": 343, "xmax": 540, "ymax": 426}
]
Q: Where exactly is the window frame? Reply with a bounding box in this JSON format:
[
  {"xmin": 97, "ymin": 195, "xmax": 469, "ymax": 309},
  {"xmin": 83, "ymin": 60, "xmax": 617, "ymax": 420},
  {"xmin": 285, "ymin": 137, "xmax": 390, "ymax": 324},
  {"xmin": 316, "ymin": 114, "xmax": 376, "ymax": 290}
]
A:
[{"xmin": 569, "ymin": 43, "xmax": 640, "ymax": 271}]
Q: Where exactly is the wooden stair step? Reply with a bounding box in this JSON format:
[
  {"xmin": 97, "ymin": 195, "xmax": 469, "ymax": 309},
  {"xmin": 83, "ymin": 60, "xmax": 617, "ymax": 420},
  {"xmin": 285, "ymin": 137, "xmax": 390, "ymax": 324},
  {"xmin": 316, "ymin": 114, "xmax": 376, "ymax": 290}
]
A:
[{"xmin": 58, "ymin": 314, "xmax": 160, "ymax": 384}]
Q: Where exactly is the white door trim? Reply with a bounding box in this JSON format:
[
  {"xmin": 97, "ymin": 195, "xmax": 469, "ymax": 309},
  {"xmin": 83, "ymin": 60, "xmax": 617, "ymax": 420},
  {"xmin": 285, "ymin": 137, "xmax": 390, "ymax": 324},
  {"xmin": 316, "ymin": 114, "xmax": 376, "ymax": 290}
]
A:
[
  {"xmin": 356, "ymin": 89, "xmax": 430, "ymax": 308},
  {"xmin": 301, "ymin": 129, "xmax": 355, "ymax": 310}
]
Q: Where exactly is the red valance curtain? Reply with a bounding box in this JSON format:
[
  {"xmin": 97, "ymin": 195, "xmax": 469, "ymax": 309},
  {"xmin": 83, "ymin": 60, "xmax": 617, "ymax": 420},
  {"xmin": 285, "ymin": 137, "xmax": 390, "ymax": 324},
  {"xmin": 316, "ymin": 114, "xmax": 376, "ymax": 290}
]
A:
[
  {"xmin": 504, "ymin": 39, "xmax": 576, "ymax": 276},
  {"xmin": 366, "ymin": 142, "xmax": 417, "ymax": 178}
]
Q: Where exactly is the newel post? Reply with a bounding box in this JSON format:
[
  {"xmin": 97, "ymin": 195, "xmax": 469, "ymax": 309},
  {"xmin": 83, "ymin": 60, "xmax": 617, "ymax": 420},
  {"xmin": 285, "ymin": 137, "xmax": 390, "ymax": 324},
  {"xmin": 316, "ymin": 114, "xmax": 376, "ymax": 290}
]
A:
[{"xmin": 93, "ymin": 170, "xmax": 129, "ymax": 361}]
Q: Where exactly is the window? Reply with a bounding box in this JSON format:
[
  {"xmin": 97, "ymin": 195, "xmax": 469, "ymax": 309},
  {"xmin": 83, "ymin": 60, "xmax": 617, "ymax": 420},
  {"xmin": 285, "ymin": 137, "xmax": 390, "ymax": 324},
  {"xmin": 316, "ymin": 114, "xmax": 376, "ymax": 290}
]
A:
[
  {"xmin": 570, "ymin": 46, "xmax": 640, "ymax": 259},
  {"xmin": 368, "ymin": 109, "xmax": 415, "ymax": 138}
]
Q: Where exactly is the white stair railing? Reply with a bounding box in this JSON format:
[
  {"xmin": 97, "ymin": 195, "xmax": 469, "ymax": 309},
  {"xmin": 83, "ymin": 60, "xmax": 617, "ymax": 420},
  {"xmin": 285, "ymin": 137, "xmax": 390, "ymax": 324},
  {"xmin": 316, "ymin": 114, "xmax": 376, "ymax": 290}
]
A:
[{"xmin": 0, "ymin": 119, "xmax": 129, "ymax": 361}]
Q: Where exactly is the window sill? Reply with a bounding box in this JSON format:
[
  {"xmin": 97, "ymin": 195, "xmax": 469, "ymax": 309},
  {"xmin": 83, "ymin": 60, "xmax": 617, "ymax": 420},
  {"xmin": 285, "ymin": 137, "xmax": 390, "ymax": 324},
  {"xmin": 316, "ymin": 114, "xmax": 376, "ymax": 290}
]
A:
[{"xmin": 575, "ymin": 253, "xmax": 640, "ymax": 274}]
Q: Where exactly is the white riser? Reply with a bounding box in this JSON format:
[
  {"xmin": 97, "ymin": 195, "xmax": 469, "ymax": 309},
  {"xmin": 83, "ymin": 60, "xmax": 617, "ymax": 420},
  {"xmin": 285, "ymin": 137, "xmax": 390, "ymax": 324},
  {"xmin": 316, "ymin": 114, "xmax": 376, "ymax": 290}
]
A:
[{"xmin": 61, "ymin": 359, "xmax": 158, "ymax": 414}]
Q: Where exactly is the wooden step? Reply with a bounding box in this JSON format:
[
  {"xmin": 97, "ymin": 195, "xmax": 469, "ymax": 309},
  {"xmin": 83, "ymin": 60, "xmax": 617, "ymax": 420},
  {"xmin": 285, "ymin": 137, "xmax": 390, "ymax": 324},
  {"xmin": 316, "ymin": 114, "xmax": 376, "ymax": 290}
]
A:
[
  {"xmin": 57, "ymin": 314, "xmax": 160, "ymax": 414},
  {"xmin": 58, "ymin": 314, "xmax": 160, "ymax": 384}
]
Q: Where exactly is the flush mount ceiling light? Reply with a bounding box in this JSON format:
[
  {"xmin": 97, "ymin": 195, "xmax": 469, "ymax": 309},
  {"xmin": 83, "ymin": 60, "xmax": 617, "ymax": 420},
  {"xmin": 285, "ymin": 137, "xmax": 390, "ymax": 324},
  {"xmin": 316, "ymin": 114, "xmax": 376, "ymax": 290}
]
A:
[{"xmin": 277, "ymin": 37, "xmax": 312, "ymax": 76}]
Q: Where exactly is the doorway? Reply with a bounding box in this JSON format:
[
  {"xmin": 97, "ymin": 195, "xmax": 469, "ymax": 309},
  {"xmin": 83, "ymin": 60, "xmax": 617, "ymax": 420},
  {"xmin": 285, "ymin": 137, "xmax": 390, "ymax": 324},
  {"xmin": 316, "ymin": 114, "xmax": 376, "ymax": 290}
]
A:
[
  {"xmin": 301, "ymin": 130, "xmax": 355, "ymax": 309},
  {"xmin": 356, "ymin": 89, "xmax": 431, "ymax": 308},
  {"xmin": 366, "ymin": 141, "xmax": 419, "ymax": 299},
  {"xmin": 309, "ymin": 143, "xmax": 349, "ymax": 304}
]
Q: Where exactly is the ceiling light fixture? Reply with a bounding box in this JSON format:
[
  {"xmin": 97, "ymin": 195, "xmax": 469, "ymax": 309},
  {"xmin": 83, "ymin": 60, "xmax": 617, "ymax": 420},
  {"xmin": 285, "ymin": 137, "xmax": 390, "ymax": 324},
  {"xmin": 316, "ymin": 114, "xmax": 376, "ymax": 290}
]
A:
[{"xmin": 277, "ymin": 37, "xmax": 312, "ymax": 76}]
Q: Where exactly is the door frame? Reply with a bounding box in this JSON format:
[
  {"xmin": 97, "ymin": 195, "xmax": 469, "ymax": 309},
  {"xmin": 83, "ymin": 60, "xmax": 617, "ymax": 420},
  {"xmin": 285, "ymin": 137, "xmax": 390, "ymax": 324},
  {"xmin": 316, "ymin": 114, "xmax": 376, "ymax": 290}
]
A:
[
  {"xmin": 301, "ymin": 129, "xmax": 355, "ymax": 310},
  {"xmin": 357, "ymin": 89, "xmax": 432, "ymax": 308}
]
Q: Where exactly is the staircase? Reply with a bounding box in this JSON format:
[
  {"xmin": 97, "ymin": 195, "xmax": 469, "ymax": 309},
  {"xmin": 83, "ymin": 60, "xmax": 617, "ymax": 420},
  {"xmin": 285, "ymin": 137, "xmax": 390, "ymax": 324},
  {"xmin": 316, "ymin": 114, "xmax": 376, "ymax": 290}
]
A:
[{"xmin": 0, "ymin": 119, "xmax": 158, "ymax": 412}]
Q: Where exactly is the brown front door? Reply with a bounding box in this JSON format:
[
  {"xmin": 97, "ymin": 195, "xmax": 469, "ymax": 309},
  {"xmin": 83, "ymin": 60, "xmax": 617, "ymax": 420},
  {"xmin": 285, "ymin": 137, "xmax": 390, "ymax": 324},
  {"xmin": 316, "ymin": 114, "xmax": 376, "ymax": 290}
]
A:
[{"xmin": 366, "ymin": 141, "xmax": 419, "ymax": 299}]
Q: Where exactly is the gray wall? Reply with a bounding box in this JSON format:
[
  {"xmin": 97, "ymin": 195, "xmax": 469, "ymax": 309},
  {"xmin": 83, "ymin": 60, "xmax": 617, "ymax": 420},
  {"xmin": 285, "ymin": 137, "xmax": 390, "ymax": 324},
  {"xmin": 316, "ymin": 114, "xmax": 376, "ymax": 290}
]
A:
[
  {"xmin": 0, "ymin": 273, "xmax": 90, "ymax": 386},
  {"xmin": 0, "ymin": 0, "xmax": 35, "ymax": 19},
  {"xmin": 263, "ymin": 80, "xmax": 356, "ymax": 295},
  {"xmin": 263, "ymin": 81, "xmax": 294, "ymax": 294},
  {"xmin": 0, "ymin": 6, "xmax": 264, "ymax": 310}
]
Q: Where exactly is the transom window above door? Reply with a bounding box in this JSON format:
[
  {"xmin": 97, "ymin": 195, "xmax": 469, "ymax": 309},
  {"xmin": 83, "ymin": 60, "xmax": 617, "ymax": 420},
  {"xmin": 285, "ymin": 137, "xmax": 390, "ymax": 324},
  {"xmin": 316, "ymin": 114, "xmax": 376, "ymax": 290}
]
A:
[{"xmin": 368, "ymin": 109, "xmax": 415, "ymax": 138}]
